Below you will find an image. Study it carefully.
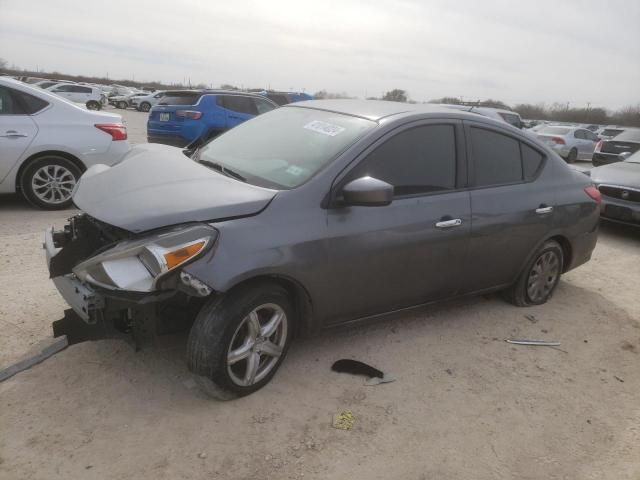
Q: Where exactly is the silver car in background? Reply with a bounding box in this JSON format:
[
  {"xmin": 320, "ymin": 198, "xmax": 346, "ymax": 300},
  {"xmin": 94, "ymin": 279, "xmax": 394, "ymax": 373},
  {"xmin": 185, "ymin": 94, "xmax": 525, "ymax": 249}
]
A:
[{"xmin": 536, "ymin": 125, "xmax": 599, "ymax": 163}]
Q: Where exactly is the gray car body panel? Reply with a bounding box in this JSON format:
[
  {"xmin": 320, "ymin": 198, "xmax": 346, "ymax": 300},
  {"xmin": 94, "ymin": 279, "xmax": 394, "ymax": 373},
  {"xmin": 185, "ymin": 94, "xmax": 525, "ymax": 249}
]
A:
[
  {"xmin": 72, "ymin": 143, "xmax": 277, "ymax": 233},
  {"xmin": 179, "ymin": 101, "xmax": 599, "ymax": 329}
]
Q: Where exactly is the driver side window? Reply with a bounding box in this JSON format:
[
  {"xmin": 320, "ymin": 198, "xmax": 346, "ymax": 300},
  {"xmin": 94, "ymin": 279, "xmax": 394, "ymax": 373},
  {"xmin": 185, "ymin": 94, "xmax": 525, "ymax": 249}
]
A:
[{"xmin": 345, "ymin": 124, "xmax": 457, "ymax": 197}]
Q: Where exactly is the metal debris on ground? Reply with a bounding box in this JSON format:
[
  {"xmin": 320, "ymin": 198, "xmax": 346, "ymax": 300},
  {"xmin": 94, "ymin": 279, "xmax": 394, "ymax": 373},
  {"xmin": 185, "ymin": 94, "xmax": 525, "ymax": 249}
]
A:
[
  {"xmin": 332, "ymin": 410, "xmax": 355, "ymax": 430},
  {"xmin": 506, "ymin": 339, "xmax": 561, "ymax": 346}
]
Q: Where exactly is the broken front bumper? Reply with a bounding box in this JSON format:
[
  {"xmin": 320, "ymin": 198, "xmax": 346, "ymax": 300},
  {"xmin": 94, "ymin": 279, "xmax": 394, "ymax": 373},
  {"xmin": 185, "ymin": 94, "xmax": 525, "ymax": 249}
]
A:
[{"xmin": 45, "ymin": 227, "xmax": 104, "ymax": 323}]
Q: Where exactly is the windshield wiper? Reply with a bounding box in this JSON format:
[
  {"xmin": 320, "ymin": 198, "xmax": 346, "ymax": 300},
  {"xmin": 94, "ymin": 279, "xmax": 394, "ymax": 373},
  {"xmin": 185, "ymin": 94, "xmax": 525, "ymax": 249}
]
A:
[{"xmin": 198, "ymin": 160, "xmax": 247, "ymax": 182}]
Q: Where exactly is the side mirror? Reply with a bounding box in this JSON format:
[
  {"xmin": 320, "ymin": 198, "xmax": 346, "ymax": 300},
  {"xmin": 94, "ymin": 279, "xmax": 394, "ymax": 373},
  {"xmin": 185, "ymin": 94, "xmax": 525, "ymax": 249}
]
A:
[
  {"xmin": 341, "ymin": 177, "xmax": 393, "ymax": 207},
  {"xmin": 619, "ymin": 151, "xmax": 632, "ymax": 161}
]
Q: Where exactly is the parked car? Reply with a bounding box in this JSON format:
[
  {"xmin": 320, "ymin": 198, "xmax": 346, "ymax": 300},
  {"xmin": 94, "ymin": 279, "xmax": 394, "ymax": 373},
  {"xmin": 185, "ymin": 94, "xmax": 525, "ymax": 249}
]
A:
[
  {"xmin": 109, "ymin": 92, "xmax": 148, "ymax": 109},
  {"xmin": 45, "ymin": 100, "xmax": 599, "ymax": 398},
  {"xmin": 34, "ymin": 80, "xmax": 72, "ymax": 90},
  {"xmin": 255, "ymin": 90, "xmax": 314, "ymax": 105},
  {"xmin": 147, "ymin": 90, "xmax": 278, "ymax": 147},
  {"xmin": 592, "ymin": 128, "xmax": 640, "ymax": 166},
  {"xmin": 131, "ymin": 90, "xmax": 166, "ymax": 112},
  {"xmin": 591, "ymin": 150, "xmax": 640, "ymax": 226},
  {"xmin": 442, "ymin": 105, "xmax": 524, "ymax": 128},
  {"xmin": 0, "ymin": 78, "xmax": 130, "ymax": 209},
  {"xmin": 535, "ymin": 125, "xmax": 599, "ymax": 163},
  {"xmin": 45, "ymin": 83, "xmax": 105, "ymax": 110},
  {"xmin": 596, "ymin": 126, "xmax": 625, "ymax": 140}
]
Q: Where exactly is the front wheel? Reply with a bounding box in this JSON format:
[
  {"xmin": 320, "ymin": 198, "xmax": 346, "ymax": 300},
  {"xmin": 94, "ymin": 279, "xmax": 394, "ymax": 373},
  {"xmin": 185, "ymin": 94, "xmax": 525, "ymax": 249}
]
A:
[
  {"xmin": 503, "ymin": 240, "xmax": 564, "ymax": 307},
  {"xmin": 139, "ymin": 102, "xmax": 151, "ymax": 112},
  {"xmin": 187, "ymin": 283, "xmax": 294, "ymax": 400},
  {"xmin": 566, "ymin": 148, "xmax": 578, "ymax": 163}
]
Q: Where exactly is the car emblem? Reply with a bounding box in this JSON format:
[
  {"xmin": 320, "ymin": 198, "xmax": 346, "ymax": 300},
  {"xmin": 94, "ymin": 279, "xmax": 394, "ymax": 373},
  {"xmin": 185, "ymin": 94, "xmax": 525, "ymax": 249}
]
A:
[{"xmin": 621, "ymin": 190, "xmax": 630, "ymax": 199}]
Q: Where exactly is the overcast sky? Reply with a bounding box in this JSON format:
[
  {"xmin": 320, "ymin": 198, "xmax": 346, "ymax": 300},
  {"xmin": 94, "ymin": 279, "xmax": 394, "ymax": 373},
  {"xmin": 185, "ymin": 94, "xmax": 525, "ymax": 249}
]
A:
[{"xmin": 1, "ymin": 0, "xmax": 638, "ymax": 110}]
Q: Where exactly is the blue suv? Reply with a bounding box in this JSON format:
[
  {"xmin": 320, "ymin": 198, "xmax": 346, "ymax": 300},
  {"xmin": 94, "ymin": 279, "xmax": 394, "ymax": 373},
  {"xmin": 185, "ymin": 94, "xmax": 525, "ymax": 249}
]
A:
[{"xmin": 147, "ymin": 90, "xmax": 278, "ymax": 147}]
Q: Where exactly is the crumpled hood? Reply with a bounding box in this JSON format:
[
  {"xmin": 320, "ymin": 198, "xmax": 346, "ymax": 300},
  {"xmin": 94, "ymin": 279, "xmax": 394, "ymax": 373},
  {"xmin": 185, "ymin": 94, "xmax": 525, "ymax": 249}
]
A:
[
  {"xmin": 591, "ymin": 161, "xmax": 640, "ymax": 188},
  {"xmin": 73, "ymin": 144, "xmax": 277, "ymax": 233}
]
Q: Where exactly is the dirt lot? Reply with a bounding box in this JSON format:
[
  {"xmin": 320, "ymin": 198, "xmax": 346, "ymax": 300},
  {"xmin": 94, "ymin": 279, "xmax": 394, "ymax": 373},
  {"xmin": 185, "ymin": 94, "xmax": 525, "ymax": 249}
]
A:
[{"xmin": 1, "ymin": 110, "xmax": 639, "ymax": 479}]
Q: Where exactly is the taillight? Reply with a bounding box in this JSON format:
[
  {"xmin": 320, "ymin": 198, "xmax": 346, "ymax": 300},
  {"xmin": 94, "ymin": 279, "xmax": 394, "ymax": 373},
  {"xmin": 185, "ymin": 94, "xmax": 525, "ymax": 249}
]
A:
[
  {"xmin": 95, "ymin": 123, "xmax": 127, "ymax": 141},
  {"xmin": 584, "ymin": 185, "xmax": 601, "ymax": 204},
  {"xmin": 594, "ymin": 140, "xmax": 603, "ymax": 152},
  {"xmin": 176, "ymin": 110, "xmax": 203, "ymax": 120},
  {"xmin": 551, "ymin": 137, "xmax": 566, "ymax": 145}
]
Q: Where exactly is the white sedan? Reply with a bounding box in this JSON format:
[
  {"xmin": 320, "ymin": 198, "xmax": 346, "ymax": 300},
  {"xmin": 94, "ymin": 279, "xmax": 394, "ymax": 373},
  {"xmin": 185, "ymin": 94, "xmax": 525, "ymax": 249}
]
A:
[
  {"xmin": 45, "ymin": 83, "xmax": 105, "ymax": 110},
  {"xmin": 0, "ymin": 78, "xmax": 131, "ymax": 209}
]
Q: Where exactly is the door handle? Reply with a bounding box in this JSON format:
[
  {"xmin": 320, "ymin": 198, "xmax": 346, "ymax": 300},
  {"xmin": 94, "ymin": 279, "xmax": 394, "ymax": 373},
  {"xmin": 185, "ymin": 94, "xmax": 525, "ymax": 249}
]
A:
[
  {"xmin": 435, "ymin": 218, "xmax": 462, "ymax": 229},
  {"xmin": 535, "ymin": 206, "xmax": 554, "ymax": 215},
  {"xmin": 0, "ymin": 131, "xmax": 28, "ymax": 138}
]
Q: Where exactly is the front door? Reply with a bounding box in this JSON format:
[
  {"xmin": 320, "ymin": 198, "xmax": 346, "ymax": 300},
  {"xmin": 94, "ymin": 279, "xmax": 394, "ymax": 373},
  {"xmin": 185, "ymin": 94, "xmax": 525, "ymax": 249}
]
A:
[{"xmin": 322, "ymin": 121, "xmax": 471, "ymax": 324}]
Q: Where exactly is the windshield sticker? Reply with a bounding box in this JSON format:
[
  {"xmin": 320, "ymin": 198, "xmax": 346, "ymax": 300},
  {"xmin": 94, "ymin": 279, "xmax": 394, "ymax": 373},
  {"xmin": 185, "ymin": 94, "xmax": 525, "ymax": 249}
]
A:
[
  {"xmin": 304, "ymin": 120, "xmax": 345, "ymax": 137},
  {"xmin": 286, "ymin": 165, "xmax": 305, "ymax": 176}
]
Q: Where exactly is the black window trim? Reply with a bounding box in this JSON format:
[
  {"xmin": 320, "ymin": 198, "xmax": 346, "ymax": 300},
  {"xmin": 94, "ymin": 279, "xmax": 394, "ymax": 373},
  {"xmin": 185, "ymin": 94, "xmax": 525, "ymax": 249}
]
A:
[
  {"xmin": 329, "ymin": 119, "xmax": 467, "ymax": 206},
  {"xmin": 463, "ymin": 120, "xmax": 547, "ymax": 191},
  {"xmin": 1, "ymin": 86, "xmax": 50, "ymax": 115}
]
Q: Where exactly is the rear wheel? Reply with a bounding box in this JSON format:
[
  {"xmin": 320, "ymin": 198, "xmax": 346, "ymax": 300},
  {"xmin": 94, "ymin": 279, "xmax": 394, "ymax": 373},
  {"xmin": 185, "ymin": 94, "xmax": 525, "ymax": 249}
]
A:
[
  {"xmin": 117, "ymin": 101, "xmax": 128, "ymax": 109},
  {"xmin": 187, "ymin": 283, "xmax": 294, "ymax": 400},
  {"xmin": 21, "ymin": 156, "xmax": 82, "ymax": 210},
  {"xmin": 86, "ymin": 100, "xmax": 101, "ymax": 111},
  {"xmin": 139, "ymin": 102, "xmax": 151, "ymax": 112},
  {"xmin": 566, "ymin": 148, "xmax": 578, "ymax": 163},
  {"xmin": 503, "ymin": 240, "xmax": 563, "ymax": 307}
]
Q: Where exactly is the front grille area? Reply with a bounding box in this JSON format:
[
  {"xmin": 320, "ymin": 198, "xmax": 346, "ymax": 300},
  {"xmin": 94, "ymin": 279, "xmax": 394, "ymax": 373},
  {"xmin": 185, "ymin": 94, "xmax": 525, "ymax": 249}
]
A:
[{"xmin": 599, "ymin": 185, "xmax": 640, "ymax": 203}]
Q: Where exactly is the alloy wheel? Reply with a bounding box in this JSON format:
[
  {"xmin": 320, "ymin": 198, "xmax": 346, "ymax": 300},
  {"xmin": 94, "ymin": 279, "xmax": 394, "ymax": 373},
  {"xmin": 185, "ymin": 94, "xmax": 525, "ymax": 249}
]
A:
[
  {"xmin": 526, "ymin": 251, "xmax": 560, "ymax": 302},
  {"xmin": 226, "ymin": 303, "xmax": 288, "ymax": 387},
  {"xmin": 31, "ymin": 164, "xmax": 76, "ymax": 205}
]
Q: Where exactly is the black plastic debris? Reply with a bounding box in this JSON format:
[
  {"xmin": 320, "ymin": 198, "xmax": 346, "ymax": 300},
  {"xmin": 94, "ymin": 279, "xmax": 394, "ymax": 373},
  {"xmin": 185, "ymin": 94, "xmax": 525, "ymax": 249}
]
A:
[{"xmin": 331, "ymin": 359, "xmax": 395, "ymax": 386}]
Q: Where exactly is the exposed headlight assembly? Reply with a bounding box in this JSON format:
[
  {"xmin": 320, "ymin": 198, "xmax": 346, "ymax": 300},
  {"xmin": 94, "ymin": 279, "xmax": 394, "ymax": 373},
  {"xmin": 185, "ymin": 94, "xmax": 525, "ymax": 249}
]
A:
[{"xmin": 73, "ymin": 224, "xmax": 217, "ymax": 292}]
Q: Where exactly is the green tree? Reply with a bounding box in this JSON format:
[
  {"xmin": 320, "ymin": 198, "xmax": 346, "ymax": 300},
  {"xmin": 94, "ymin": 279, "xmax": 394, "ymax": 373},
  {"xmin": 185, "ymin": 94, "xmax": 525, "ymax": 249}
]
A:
[{"xmin": 382, "ymin": 89, "xmax": 408, "ymax": 102}]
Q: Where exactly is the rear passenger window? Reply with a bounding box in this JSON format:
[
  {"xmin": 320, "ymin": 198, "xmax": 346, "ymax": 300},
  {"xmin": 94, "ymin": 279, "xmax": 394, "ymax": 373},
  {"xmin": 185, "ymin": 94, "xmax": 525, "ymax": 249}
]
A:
[
  {"xmin": 222, "ymin": 96, "xmax": 258, "ymax": 115},
  {"xmin": 0, "ymin": 87, "xmax": 24, "ymax": 114},
  {"xmin": 470, "ymin": 127, "xmax": 522, "ymax": 186},
  {"xmin": 346, "ymin": 125, "xmax": 457, "ymax": 196},
  {"xmin": 13, "ymin": 90, "xmax": 49, "ymax": 114},
  {"xmin": 574, "ymin": 130, "xmax": 585, "ymax": 139},
  {"xmin": 521, "ymin": 143, "xmax": 544, "ymax": 180}
]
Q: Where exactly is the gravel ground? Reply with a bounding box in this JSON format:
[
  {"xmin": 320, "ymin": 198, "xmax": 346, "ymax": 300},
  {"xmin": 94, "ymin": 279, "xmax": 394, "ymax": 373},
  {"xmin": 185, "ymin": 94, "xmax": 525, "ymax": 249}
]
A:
[{"xmin": 0, "ymin": 111, "xmax": 639, "ymax": 479}]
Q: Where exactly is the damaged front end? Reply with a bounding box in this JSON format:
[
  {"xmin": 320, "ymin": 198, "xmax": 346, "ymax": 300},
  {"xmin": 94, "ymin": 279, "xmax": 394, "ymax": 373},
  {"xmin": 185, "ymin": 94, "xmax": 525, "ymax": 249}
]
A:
[{"xmin": 45, "ymin": 214, "xmax": 217, "ymax": 348}]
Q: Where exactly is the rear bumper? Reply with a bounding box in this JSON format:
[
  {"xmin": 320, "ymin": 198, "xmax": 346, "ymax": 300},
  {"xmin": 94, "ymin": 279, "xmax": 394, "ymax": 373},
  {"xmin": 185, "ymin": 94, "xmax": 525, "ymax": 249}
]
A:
[
  {"xmin": 147, "ymin": 134, "xmax": 191, "ymax": 148},
  {"xmin": 600, "ymin": 197, "xmax": 640, "ymax": 227},
  {"xmin": 566, "ymin": 228, "xmax": 599, "ymax": 272}
]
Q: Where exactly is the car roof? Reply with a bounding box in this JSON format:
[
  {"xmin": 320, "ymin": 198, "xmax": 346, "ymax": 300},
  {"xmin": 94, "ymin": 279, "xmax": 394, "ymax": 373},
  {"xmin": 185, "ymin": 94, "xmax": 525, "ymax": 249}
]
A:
[{"xmin": 283, "ymin": 99, "xmax": 528, "ymax": 124}]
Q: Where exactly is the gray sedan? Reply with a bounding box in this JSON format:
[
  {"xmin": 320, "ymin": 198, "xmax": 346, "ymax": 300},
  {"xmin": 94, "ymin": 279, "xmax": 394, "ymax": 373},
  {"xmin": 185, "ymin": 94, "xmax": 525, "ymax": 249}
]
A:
[
  {"xmin": 536, "ymin": 125, "xmax": 600, "ymax": 163},
  {"xmin": 45, "ymin": 101, "xmax": 600, "ymax": 398},
  {"xmin": 591, "ymin": 150, "xmax": 640, "ymax": 226}
]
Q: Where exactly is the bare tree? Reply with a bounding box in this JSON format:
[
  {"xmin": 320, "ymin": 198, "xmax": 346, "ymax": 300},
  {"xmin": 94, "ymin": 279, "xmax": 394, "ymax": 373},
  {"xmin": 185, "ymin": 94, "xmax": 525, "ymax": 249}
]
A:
[
  {"xmin": 382, "ymin": 89, "xmax": 408, "ymax": 102},
  {"xmin": 0, "ymin": 58, "xmax": 7, "ymax": 70}
]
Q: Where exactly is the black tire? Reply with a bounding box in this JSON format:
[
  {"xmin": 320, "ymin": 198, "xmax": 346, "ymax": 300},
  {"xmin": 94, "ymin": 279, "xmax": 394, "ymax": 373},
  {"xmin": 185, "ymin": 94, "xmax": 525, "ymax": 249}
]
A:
[
  {"xmin": 21, "ymin": 155, "xmax": 82, "ymax": 210},
  {"xmin": 86, "ymin": 100, "xmax": 101, "ymax": 111},
  {"xmin": 566, "ymin": 148, "xmax": 578, "ymax": 163},
  {"xmin": 139, "ymin": 102, "xmax": 151, "ymax": 112},
  {"xmin": 187, "ymin": 282, "xmax": 294, "ymax": 400},
  {"xmin": 117, "ymin": 101, "xmax": 128, "ymax": 109},
  {"xmin": 503, "ymin": 240, "xmax": 564, "ymax": 307}
]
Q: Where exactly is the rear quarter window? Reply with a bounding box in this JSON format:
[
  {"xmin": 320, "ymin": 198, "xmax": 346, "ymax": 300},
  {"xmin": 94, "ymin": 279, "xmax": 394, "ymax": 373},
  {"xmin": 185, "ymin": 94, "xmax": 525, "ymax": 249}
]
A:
[
  {"xmin": 14, "ymin": 90, "xmax": 49, "ymax": 114},
  {"xmin": 470, "ymin": 127, "xmax": 522, "ymax": 186}
]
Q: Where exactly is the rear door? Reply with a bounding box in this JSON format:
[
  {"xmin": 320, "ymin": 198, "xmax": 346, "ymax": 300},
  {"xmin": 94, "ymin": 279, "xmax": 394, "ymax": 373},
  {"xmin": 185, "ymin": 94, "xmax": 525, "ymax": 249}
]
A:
[
  {"xmin": 323, "ymin": 121, "xmax": 471, "ymax": 323},
  {"xmin": 0, "ymin": 86, "xmax": 40, "ymax": 184},
  {"xmin": 463, "ymin": 121, "xmax": 553, "ymax": 293},
  {"xmin": 220, "ymin": 95, "xmax": 257, "ymax": 128}
]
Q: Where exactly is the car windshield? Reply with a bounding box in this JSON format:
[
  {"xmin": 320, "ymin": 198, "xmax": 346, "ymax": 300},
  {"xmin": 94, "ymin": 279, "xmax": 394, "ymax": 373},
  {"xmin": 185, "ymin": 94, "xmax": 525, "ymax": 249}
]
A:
[
  {"xmin": 539, "ymin": 126, "xmax": 571, "ymax": 135},
  {"xmin": 197, "ymin": 107, "xmax": 376, "ymax": 189}
]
